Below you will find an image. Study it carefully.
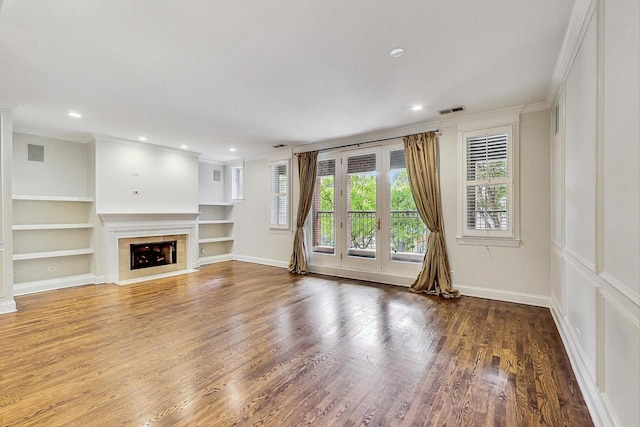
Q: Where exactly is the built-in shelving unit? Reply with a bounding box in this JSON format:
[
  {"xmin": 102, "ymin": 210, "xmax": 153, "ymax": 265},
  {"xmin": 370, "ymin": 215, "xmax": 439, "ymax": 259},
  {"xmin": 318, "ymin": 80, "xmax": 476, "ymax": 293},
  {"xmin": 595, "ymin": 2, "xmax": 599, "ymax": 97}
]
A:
[
  {"xmin": 198, "ymin": 202, "xmax": 233, "ymax": 265},
  {"xmin": 12, "ymin": 195, "xmax": 95, "ymax": 295}
]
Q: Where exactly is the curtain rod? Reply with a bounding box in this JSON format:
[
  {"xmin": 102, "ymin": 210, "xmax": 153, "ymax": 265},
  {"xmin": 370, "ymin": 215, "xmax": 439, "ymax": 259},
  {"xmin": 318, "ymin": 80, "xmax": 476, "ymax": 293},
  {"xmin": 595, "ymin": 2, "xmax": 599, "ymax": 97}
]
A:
[{"xmin": 297, "ymin": 130, "xmax": 440, "ymax": 154}]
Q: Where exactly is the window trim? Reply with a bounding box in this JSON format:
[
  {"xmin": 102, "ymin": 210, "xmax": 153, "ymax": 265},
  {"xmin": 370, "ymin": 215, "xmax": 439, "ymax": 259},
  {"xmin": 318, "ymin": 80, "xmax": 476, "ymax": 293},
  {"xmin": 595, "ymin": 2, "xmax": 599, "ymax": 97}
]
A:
[
  {"xmin": 229, "ymin": 161, "xmax": 244, "ymax": 201},
  {"xmin": 457, "ymin": 123, "xmax": 520, "ymax": 247},
  {"xmin": 268, "ymin": 158, "xmax": 291, "ymax": 230}
]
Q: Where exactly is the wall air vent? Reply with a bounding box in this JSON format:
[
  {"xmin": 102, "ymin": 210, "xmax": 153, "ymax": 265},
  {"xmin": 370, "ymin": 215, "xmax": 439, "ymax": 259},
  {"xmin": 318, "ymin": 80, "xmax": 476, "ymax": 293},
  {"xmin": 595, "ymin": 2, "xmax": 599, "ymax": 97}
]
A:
[
  {"xmin": 28, "ymin": 144, "xmax": 45, "ymax": 162},
  {"xmin": 439, "ymin": 106, "xmax": 465, "ymax": 115}
]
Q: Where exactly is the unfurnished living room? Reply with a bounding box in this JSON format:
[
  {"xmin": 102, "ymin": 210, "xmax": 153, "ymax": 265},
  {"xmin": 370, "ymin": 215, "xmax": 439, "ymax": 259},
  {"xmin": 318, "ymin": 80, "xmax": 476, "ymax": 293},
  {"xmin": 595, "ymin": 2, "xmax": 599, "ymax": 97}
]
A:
[{"xmin": 0, "ymin": 0, "xmax": 638, "ymax": 426}]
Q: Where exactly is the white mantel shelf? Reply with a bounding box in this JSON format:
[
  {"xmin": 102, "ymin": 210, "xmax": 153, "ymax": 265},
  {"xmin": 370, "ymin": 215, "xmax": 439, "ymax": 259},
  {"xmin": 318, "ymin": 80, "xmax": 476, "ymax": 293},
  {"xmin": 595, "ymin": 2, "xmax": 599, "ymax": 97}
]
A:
[{"xmin": 98, "ymin": 212, "xmax": 200, "ymax": 222}]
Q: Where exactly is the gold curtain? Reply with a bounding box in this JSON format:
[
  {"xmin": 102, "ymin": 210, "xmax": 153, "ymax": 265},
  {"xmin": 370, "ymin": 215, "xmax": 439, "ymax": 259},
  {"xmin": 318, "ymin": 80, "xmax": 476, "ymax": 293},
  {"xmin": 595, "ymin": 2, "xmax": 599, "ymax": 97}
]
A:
[
  {"xmin": 403, "ymin": 132, "xmax": 460, "ymax": 298},
  {"xmin": 288, "ymin": 151, "xmax": 319, "ymax": 274}
]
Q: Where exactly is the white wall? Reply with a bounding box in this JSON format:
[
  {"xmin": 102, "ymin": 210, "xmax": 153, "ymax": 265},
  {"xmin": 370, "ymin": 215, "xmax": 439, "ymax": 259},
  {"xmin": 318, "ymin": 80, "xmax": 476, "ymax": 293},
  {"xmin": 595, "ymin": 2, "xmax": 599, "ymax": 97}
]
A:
[
  {"xmin": 550, "ymin": 1, "xmax": 640, "ymax": 426},
  {"xmin": 442, "ymin": 110, "xmax": 550, "ymax": 303},
  {"xmin": 231, "ymin": 156, "xmax": 295, "ymax": 267},
  {"xmin": 0, "ymin": 105, "xmax": 16, "ymax": 313},
  {"xmin": 198, "ymin": 161, "xmax": 225, "ymax": 203},
  {"xmin": 95, "ymin": 138, "xmax": 199, "ymax": 214},
  {"xmin": 13, "ymin": 133, "xmax": 91, "ymax": 197}
]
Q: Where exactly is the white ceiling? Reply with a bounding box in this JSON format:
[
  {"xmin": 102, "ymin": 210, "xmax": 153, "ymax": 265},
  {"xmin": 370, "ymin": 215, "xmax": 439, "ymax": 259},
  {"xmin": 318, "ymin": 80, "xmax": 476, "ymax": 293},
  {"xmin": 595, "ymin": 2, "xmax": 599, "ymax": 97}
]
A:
[{"xmin": 0, "ymin": 0, "xmax": 575, "ymax": 162}]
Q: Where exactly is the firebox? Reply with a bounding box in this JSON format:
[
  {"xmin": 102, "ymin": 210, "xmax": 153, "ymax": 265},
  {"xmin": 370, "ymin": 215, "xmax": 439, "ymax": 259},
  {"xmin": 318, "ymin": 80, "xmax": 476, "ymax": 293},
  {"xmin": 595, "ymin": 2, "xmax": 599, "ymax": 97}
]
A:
[{"xmin": 130, "ymin": 240, "xmax": 177, "ymax": 270}]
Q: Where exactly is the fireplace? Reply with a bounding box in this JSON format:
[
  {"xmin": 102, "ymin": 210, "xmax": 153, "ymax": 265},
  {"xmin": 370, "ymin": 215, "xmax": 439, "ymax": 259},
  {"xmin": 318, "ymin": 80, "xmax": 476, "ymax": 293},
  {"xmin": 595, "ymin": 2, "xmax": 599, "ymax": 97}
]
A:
[
  {"xmin": 99, "ymin": 212, "xmax": 200, "ymax": 284},
  {"xmin": 130, "ymin": 240, "xmax": 177, "ymax": 270}
]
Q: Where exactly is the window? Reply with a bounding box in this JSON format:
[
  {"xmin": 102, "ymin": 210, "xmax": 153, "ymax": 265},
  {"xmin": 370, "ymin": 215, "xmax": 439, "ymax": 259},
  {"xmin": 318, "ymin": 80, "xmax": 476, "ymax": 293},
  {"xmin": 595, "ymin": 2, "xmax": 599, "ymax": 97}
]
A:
[
  {"xmin": 231, "ymin": 164, "xmax": 244, "ymax": 200},
  {"xmin": 458, "ymin": 125, "xmax": 519, "ymax": 246},
  {"xmin": 312, "ymin": 158, "xmax": 336, "ymax": 254},
  {"xmin": 389, "ymin": 149, "xmax": 428, "ymax": 262},
  {"xmin": 269, "ymin": 160, "xmax": 290, "ymax": 229}
]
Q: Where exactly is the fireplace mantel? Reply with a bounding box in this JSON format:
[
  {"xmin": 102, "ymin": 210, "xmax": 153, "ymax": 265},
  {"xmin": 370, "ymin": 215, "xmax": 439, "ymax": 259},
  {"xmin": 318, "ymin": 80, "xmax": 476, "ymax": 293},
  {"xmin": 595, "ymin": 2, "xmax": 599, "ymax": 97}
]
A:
[{"xmin": 99, "ymin": 212, "xmax": 199, "ymax": 284}]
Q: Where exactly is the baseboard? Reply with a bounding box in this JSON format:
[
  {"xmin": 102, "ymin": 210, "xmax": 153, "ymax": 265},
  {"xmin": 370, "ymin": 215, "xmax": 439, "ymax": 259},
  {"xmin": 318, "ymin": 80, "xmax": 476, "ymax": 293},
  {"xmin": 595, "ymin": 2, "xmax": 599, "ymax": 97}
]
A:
[
  {"xmin": 116, "ymin": 269, "xmax": 198, "ymax": 286},
  {"xmin": 13, "ymin": 273, "xmax": 97, "ymax": 296},
  {"xmin": 232, "ymin": 255, "xmax": 289, "ymax": 269},
  {"xmin": 454, "ymin": 284, "xmax": 551, "ymax": 307},
  {"xmin": 308, "ymin": 264, "xmax": 414, "ymax": 287},
  {"xmin": 549, "ymin": 299, "xmax": 610, "ymax": 427},
  {"xmin": 0, "ymin": 298, "xmax": 17, "ymax": 314},
  {"xmin": 198, "ymin": 254, "xmax": 233, "ymax": 266}
]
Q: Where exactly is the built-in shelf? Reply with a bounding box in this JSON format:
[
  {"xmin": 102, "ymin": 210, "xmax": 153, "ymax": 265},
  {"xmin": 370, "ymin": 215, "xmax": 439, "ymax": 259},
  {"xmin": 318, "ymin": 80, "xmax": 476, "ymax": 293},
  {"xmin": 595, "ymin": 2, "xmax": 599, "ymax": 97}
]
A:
[
  {"xmin": 13, "ymin": 248, "xmax": 95, "ymax": 261},
  {"xmin": 198, "ymin": 202, "xmax": 234, "ymax": 265},
  {"xmin": 198, "ymin": 220, "xmax": 233, "ymax": 225},
  {"xmin": 198, "ymin": 202, "xmax": 233, "ymax": 206},
  {"xmin": 13, "ymin": 223, "xmax": 94, "ymax": 231},
  {"xmin": 13, "ymin": 195, "xmax": 94, "ymax": 202},
  {"xmin": 199, "ymin": 237, "xmax": 234, "ymax": 244},
  {"xmin": 12, "ymin": 194, "xmax": 96, "ymax": 291}
]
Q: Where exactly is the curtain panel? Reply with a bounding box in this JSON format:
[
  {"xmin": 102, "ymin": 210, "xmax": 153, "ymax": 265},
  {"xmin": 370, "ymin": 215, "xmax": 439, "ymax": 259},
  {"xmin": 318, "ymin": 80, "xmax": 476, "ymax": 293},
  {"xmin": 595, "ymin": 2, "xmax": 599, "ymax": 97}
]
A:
[
  {"xmin": 288, "ymin": 151, "xmax": 319, "ymax": 274},
  {"xmin": 403, "ymin": 132, "xmax": 460, "ymax": 298}
]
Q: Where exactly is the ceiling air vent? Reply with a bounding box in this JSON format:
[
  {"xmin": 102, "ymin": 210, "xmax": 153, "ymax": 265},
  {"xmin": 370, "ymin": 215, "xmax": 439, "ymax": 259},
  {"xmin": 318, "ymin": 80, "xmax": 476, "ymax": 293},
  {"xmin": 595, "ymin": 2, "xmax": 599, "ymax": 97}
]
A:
[
  {"xmin": 272, "ymin": 144, "xmax": 287, "ymax": 148},
  {"xmin": 439, "ymin": 106, "xmax": 465, "ymax": 115}
]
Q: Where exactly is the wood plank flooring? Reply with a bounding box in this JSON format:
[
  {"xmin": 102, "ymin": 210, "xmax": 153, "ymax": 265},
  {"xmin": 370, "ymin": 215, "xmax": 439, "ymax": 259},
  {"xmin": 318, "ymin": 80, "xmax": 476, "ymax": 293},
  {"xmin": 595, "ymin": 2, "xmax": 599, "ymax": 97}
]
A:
[{"xmin": 0, "ymin": 261, "xmax": 593, "ymax": 426}]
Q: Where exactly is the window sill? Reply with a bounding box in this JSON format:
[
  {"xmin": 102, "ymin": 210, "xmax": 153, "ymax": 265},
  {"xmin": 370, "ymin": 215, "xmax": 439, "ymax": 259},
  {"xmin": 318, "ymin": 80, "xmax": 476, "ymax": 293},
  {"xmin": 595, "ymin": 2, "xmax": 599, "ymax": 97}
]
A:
[
  {"xmin": 456, "ymin": 236, "xmax": 521, "ymax": 248},
  {"xmin": 268, "ymin": 227, "xmax": 292, "ymax": 235}
]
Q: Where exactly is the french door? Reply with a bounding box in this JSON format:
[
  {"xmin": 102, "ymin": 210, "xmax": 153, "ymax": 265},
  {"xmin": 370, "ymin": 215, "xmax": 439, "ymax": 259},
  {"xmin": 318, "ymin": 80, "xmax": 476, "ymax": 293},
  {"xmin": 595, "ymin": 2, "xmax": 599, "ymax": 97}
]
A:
[{"xmin": 308, "ymin": 143, "xmax": 427, "ymax": 275}]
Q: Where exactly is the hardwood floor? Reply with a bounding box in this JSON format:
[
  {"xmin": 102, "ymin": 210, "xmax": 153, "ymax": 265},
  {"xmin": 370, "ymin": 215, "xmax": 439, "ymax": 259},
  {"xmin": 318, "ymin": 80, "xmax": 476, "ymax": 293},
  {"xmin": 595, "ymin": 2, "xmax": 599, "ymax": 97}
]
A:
[{"xmin": 0, "ymin": 261, "xmax": 592, "ymax": 426}]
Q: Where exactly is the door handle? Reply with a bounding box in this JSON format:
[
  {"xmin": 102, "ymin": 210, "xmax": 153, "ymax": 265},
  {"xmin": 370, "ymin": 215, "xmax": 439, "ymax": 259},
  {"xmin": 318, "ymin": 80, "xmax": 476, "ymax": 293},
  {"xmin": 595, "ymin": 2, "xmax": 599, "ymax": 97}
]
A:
[{"xmin": 377, "ymin": 218, "xmax": 381, "ymax": 230}]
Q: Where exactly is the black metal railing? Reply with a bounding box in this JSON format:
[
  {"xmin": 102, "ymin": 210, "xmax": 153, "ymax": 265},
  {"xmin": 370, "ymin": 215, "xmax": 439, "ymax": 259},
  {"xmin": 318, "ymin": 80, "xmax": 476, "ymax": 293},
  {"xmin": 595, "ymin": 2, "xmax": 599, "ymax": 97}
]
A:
[{"xmin": 312, "ymin": 210, "xmax": 428, "ymax": 260}]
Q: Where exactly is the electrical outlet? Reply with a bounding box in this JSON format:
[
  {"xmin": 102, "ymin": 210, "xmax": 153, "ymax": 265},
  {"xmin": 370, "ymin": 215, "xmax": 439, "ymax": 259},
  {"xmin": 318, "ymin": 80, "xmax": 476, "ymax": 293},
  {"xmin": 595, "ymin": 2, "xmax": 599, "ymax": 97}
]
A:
[
  {"xmin": 48, "ymin": 266, "xmax": 56, "ymax": 272},
  {"xmin": 575, "ymin": 327, "xmax": 581, "ymax": 339},
  {"xmin": 200, "ymin": 248, "xmax": 205, "ymax": 255},
  {"xmin": 450, "ymin": 270, "xmax": 455, "ymax": 276}
]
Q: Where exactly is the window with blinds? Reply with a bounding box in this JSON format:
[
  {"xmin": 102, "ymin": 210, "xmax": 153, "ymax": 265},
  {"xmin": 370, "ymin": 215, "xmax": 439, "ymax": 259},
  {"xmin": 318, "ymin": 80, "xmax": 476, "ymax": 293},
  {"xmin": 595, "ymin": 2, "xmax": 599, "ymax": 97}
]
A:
[
  {"xmin": 460, "ymin": 124, "xmax": 518, "ymax": 244},
  {"xmin": 269, "ymin": 160, "xmax": 289, "ymax": 229}
]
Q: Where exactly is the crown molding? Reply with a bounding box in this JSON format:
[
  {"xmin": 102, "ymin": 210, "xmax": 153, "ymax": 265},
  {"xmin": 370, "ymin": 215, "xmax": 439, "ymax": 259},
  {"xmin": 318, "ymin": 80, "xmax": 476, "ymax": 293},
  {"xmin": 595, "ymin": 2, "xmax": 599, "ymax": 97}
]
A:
[
  {"xmin": 294, "ymin": 104, "xmax": 530, "ymax": 154},
  {"xmin": 13, "ymin": 126, "xmax": 93, "ymax": 143},
  {"xmin": 547, "ymin": 0, "xmax": 597, "ymax": 105},
  {"xmin": 92, "ymin": 134, "xmax": 202, "ymax": 158},
  {"xmin": 0, "ymin": 100, "xmax": 17, "ymax": 111}
]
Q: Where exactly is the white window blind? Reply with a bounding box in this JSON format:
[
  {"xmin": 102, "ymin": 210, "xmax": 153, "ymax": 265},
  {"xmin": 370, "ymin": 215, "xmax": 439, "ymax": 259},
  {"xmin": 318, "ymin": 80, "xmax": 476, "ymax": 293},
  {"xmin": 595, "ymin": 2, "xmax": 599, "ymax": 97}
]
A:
[
  {"xmin": 269, "ymin": 161, "xmax": 289, "ymax": 229},
  {"xmin": 465, "ymin": 132, "xmax": 510, "ymax": 231},
  {"xmin": 459, "ymin": 123, "xmax": 518, "ymax": 246}
]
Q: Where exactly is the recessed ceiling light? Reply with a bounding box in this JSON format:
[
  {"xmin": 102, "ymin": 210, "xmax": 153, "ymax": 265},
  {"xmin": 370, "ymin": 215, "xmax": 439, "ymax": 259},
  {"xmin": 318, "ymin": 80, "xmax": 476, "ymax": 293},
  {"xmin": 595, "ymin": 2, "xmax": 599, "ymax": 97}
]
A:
[
  {"xmin": 229, "ymin": 148, "xmax": 237, "ymax": 152},
  {"xmin": 138, "ymin": 136, "xmax": 147, "ymax": 142},
  {"xmin": 180, "ymin": 144, "xmax": 188, "ymax": 149},
  {"xmin": 411, "ymin": 105, "xmax": 424, "ymax": 111},
  {"xmin": 67, "ymin": 111, "xmax": 83, "ymax": 118},
  {"xmin": 390, "ymin": 48, "xmax": 404, "ymax": 58}
]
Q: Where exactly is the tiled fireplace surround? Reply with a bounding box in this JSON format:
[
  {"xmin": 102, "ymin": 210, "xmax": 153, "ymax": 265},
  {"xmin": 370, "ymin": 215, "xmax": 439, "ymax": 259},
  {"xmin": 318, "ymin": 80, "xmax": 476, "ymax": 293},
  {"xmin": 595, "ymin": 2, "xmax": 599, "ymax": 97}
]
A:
[{"xmin": 99, "ymin": 213, "xmax": 200, "ymax": 284}]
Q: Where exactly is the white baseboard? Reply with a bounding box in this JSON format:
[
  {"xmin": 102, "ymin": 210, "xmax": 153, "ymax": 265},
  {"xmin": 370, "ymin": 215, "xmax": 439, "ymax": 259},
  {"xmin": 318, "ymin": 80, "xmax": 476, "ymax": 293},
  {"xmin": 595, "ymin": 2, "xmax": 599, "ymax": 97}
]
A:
[
  {"xmin": 232, "ymin": 255, "xmax": 289, "ymax": 269},
  {"xmin": 0, "ymin": 298, "xmax": 17, "ymax": 314},
  {"xmin": 308, "ymin": 264, "xmax": 415, "ymax": 287},
  {"xmin": 198, "ymin": 254, "xmax": 233, "ymax": 266},
  {"xmin": 116, "ymin": 269, "xmax": 198, "ymax": 286},
  {"xmin": 455, "ymin": 283, "xmax": 551, "ymax": 307},
  {"xmin": 13, "ymin": 273, "xmax": 97, "ymax": 296},
  {"xmin": 549, "ymin": 299, "xmax": 610, "ymax": 427}
]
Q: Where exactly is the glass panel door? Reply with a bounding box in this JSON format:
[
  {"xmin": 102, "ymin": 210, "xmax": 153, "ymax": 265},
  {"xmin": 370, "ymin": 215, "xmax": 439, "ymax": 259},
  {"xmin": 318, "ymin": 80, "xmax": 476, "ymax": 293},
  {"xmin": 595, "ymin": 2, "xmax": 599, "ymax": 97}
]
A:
[{"xmin": 342, "ymin": 148, "xmax": 381, "ymax": 270}]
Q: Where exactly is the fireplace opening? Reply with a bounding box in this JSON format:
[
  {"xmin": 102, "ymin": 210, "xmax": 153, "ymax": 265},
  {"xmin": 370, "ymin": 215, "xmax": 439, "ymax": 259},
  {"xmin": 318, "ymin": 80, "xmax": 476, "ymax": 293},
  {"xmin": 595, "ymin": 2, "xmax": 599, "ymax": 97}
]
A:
[{"xmin": 130, "ymin": 240, "xmax": 177, "ymax": 270}]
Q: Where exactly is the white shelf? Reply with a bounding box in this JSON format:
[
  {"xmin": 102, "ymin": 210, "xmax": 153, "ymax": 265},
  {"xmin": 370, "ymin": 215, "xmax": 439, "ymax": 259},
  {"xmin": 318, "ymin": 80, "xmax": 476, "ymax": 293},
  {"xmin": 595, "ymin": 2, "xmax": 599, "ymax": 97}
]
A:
[
  {"xmin": 198, "ymin": 202, "xmax": 232, "ymax": 206},
  {"xmin": 199, "ymin": 220, "xmax": 233, "ymax": 225},
  {"xmin": 199, "ymin": 237, "xmax": 234, "ymax": 244},
  {"xmin": 13, "ymin": 248, "xmax": 95, "ymax": 261},
  {"xmin": 13, "ymin": 223, "xmax": 94, "ymax": 231},
  {"xmin": 13, "ymin": 195, "xmax": 94, "ymax": 202}
]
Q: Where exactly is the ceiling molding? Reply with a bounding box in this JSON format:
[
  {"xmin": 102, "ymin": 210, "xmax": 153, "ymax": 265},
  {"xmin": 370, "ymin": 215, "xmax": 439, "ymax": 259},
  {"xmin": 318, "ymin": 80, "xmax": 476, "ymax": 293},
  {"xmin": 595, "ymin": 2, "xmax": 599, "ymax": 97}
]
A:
[
  {"xmin": 13, "ymin": 126, "xmax": 92, "ymax": 143},
  {"xmin": 92, "ymin": 134, "xmax": 202, "ymax": 158},
  {"xmin": 547, "ymin": 0, "xmax": 598, "ymax": 105},
  {"xmin": 0, "ymin": 100, "xmax": 17, "ymax": 111},
  {"xmin": 522, "ymin": 101, "xmax": 552, "ymax": 114},
  {"xmin": 294, "ymin": 105, "xmax": 530, "ymax": 154}
]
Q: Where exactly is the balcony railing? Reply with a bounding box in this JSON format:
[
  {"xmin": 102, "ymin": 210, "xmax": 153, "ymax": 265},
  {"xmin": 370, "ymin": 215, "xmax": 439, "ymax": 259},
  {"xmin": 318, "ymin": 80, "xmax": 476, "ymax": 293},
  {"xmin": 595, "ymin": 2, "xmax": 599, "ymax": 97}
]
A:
[{"xmin": 313, "ymin": 210, "xmax": 428, "ymax": 261}]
